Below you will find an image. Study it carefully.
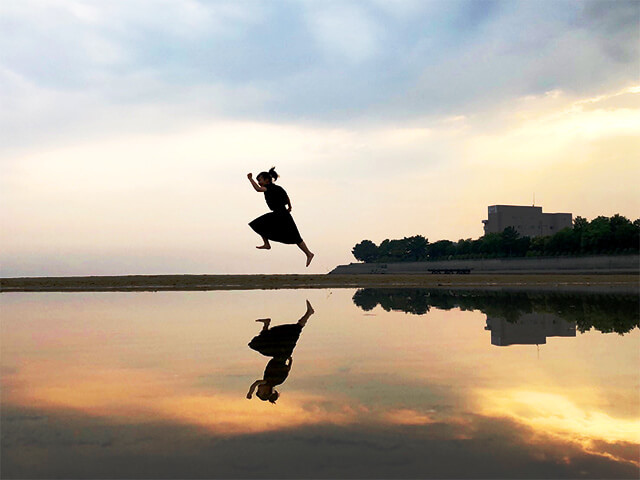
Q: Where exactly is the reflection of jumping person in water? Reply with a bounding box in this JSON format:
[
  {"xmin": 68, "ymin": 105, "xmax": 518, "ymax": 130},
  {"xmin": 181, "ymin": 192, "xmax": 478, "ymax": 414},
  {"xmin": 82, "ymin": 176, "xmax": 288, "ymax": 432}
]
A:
[
  {"xmin": 246, "ymin": 300, "xmax": 314, "ymax": 404},
  {"xmin": 247, "ymin": 167, "xmax": 314, "ymax": 267}
]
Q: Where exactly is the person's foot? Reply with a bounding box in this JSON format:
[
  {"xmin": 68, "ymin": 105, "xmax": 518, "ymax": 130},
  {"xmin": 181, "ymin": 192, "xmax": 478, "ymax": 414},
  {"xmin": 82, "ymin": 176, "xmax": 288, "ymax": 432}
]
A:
[
  {"xmin": 306, "ymin": 300, "xmax": 314, "ymax": 314},
  {"xmin": 256, "ymin": 318, "xmax": 271, "ymax": 330},
  {"xmin": 256, "ymin": 244, "xmax": 271, "ymax": 250},
  {"xmin": 305, "ymin": 252, "xmax": 314, "ymax": 267}
]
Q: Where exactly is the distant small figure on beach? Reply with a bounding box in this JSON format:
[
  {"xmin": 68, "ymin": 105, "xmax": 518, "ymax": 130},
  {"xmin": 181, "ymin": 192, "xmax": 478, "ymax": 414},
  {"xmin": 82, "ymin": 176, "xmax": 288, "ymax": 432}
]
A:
[
  {"xmin": 247, "ymin": 167, "xmax": 314, "ymax": 267},
  {"xmin": 246, "ymin": 300, "xmax": 314, "ymax": 404}
]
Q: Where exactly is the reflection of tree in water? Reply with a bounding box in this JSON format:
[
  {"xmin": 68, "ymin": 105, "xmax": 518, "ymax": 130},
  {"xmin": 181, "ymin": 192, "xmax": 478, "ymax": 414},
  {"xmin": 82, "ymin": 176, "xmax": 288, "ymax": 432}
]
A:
[
  {"xmin": 352, "ymin": 289, "xmax": 639, "ymax": 335},
  {"xmin": 353, "ymin": 289, "xmax": 432, "ymax": 315}
]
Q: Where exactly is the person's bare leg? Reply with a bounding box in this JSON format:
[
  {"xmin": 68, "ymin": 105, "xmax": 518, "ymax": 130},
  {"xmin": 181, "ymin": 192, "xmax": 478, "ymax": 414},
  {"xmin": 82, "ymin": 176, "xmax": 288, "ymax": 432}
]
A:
[
  {"xmin": 256, "ymin": 318, "xmax": 271, "ymax": 332},
  {"xmin": 297, "ymin": 241, "xmax": 314, "ymax": 267},
  {"xmin": 297, "ymin": 300, "xmax": 314, "ymax": 327},
  {"xmin": 256, "ymin": 236, "xmax": 271, "ymax": 249}
]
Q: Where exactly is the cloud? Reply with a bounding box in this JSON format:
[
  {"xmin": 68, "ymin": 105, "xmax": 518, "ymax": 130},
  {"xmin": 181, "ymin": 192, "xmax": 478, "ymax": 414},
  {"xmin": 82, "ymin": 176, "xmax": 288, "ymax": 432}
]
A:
[
  {"xmin": 304, "ymin": 2, "xmax": 381, "ymax": 63},
  {"xmin": 475, "ymin": 388, "xmax": 640, "ymax": 465},
  {"xmin": 579, "ymin": 0, "xmax": 640, "ymax": 64},
  {"xmin": 3, "ymin": 404, "xmax": 638, "ymax": 478},
  {"xmin": 2, "ymin": 0, "xmax": 637, "ymax": 154}
]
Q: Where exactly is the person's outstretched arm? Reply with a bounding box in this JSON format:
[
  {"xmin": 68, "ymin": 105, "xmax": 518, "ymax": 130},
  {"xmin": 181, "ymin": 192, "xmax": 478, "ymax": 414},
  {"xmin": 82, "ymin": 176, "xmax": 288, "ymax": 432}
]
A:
[
  {"xmin": 247, "ymin": 173, "xmax": 267, "ymax": 192},
  {"xmin": 247, "ymin": 380, "xmax": 266, "ymax": 398}
]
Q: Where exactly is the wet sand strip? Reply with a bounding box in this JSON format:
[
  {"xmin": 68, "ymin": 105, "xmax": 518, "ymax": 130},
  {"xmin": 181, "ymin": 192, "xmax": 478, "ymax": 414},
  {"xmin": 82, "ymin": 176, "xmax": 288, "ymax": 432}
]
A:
[{"xmin": 1, "ymin": 273, "xmax": 638, "ymax": 293}]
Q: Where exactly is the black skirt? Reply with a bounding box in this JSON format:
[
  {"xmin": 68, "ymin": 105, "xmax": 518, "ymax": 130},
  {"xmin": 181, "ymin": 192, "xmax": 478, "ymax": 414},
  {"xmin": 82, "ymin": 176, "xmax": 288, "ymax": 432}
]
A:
[
  {"xmin": 248, "ymin": 324, "xmax": 303, "ymax": 358},
  {"xmin": 249, "ymin": 210, "xmax": 303, "ymax": 245}
]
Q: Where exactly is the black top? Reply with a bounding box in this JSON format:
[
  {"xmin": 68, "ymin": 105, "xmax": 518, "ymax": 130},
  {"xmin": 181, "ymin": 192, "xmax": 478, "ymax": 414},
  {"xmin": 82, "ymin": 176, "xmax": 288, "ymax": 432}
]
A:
[
  {"xmin": 264, "ymin": 184, "xmax": 289, "ymax": 212},
  {"xmin": 263, "ymin": 358, "xmax": 291, "ymax": 386}
]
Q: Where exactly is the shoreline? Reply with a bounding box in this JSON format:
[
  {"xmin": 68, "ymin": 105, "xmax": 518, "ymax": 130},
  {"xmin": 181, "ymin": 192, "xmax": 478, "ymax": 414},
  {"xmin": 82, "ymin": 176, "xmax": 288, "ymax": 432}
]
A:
[
  {"xmin": 330, "ymin": 254, "xmax": 639, "ymax": 275},
  {"xmin": 1, "ymin": 273, "xmax": 638, "ymax": 293}
]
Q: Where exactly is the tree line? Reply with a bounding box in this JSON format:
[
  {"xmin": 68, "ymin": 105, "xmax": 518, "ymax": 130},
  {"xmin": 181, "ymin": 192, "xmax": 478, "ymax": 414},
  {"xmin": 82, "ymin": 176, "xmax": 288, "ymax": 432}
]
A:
[
  {"xmin": 352, "ymin": 289, "xmax": 639, "ymax": 335},
  {"xmin": 352, "ymin": 214, "xmax": 639, "ymax": 263}
]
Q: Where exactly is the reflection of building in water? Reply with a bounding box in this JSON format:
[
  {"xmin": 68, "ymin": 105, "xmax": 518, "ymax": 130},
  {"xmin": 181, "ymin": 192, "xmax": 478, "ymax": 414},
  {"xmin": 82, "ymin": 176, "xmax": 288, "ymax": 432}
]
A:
[
  {"xmin": 482, "ymin": 205, "xmax": 572, "ymax": 237},
  {"xmin": 484, "ymin": 313, "xmax": 576, "ymax": 346}
]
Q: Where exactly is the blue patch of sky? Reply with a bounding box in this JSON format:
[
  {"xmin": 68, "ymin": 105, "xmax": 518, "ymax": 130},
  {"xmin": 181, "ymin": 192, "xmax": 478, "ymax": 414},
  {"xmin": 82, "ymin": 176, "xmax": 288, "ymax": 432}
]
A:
[
  {"xmin": 236, "ymin": 1, "xmax": 508, "ymax": 120},
  {"xmin": 0, "ymin": 7, "xmax": 91, "ymax": 89},
  {"xmin": 1, "ymin": 0, "xmax": 637, "ymax": 126},
  {"xmin": 88, "ymin": 4, "xmax": 498, "ymax": 89},
  {"xmin": 449, "ymin": 0, "xmax": 503, "ymax": 33},
  {"xmin": 127, "ymin": 5, "xmax": 316, "ymax": 84}
]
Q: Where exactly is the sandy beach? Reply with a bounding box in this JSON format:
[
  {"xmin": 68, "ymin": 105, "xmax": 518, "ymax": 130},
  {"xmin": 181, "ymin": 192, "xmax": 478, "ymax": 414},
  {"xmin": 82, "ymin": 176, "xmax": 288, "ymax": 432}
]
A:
[{"xmin": 1, "ymin": 273, "xmax": 638, "ymax": 293}]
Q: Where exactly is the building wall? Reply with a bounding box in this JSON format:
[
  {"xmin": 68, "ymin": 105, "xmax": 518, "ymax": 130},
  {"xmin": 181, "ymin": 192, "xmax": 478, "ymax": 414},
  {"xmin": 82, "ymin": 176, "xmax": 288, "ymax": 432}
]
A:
[
  {"xmin": 484, "ymin": 313, "xmax": 576, "ymax": 346},
  {"xmin": 330, "ymin": 254, "xmax": 640, "ymax": 275},
  {"xmin": 482, "ymin": 205, "xmax": 572, "ymax": 237},
  {"xmin": 544, "ymin": 213, "xmax": 573, "ymax": 236}
]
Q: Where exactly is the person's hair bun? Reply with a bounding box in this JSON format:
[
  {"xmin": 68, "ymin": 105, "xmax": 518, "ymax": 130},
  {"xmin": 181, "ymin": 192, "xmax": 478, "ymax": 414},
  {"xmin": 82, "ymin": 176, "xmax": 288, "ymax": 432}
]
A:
[{"xmin": 268, "ymin": 167, "xmax": 279, "ymax": 181}]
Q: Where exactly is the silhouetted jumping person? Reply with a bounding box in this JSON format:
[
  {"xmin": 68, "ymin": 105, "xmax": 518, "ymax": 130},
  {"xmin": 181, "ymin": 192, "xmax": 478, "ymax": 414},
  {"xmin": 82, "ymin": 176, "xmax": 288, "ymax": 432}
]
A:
[
  {"xmin": 247, "ymin": 167, "xmax": 314, "ymax": 267},
  {"xmin": 246, "ymin": 300, "xmax": 314, "ymax": 403}
]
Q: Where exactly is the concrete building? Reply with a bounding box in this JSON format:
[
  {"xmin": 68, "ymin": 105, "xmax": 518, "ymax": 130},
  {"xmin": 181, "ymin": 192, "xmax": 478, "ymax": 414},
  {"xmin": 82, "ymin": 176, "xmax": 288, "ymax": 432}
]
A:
[
  {"xmin": 482, "ymin": 205, "xmax": 572, "ymax": 237},
  {"xmin": 484, "ymin": 313, "xmax": 576, "ymax": 347}
]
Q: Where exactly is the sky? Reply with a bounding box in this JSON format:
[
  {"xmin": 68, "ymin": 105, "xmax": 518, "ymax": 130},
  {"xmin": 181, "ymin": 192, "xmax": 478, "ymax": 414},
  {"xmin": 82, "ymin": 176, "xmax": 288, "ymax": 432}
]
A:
[{"xmin": 1, "ymin": 0, "xmax": 639, "ymax": 276}]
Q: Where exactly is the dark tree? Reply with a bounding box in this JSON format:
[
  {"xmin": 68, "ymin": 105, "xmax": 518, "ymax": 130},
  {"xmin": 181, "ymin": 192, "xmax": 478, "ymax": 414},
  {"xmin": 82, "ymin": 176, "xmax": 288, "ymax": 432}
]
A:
[
  {"xmin": 573, "ymin": 216, "xmax": 589, "ymax": 231},
  {"xmin": 352, "ymin": 240, "xmax": 379, "ymax": 263},
  {"xmin": 350, "ymin": 214, "xmax": 638, "ymax": 262},
  {"xmin": 610, "ymin": 214, "xmax": 637, "ymax": 250},
  {"xmin": 545, "ymin": 227, "xmax": 576, "ymax": 254},
  {"xmin": 584, "ymin": 216, "xmax": 612, "ymax": 253},
  {"xmin": 478, "ymin": 233, "xmax": 502, "ymax": 255},
  {"xmin": 456, "ymin": 238, "xmax": 473, "ymax": 256},
  {"xmin": 405, "ymin": 235, "xmax": 429, "ymax": 261},
  {"xmin": 500, "ymin": 227, "xmax": 520, "ymax": 256},
  {"xmin": 428, "ymin": 240, "xmax": 456, "ymax": 259}
]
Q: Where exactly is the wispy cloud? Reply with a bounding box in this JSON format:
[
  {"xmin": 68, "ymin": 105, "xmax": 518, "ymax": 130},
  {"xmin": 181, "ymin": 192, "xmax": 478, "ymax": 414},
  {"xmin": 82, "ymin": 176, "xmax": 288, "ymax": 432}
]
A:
[{"xmin": 2, "ymin": 0, "xmax": 637, "ymax": 153}]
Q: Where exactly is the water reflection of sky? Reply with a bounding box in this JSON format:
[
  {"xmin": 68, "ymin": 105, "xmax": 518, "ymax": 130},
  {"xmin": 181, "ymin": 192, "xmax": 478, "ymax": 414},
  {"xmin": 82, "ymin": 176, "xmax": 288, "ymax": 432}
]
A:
[{"xmin": 2, "ymin": 289, "xmax": 638, "ymax": 478}]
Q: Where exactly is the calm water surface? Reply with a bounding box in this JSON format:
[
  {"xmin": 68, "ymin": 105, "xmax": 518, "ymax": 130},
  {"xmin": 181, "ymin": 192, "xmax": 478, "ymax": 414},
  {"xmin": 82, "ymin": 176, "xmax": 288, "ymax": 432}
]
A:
[{"xmin": 1, "ymin": 288, "xmax": 638, "ymax": 479}]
